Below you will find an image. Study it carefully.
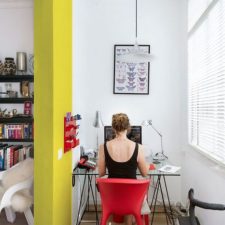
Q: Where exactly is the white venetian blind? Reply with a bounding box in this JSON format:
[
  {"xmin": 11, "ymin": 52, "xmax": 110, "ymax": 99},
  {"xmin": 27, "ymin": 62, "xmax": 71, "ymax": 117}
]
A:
[{"xmin": 188, "ymin": 0, "xmax": 225, "ymax": 164}]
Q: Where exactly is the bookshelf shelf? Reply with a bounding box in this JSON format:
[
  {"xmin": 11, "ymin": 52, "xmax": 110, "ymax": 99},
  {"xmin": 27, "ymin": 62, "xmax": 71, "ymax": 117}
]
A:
[
  {"xmin": 0, "ymin": 139, "xmax": 33, "ymax": 142},
  {"xmin": 0, "ymin": 75, "xmax": 34, "ymax": 82},
  {"xmin": 0, "ymin": 117, "xmax": 33, "ymax": 123},
  {"xmin": 0, "ymin": 98, "xmax": 33, "ymax": 103}
]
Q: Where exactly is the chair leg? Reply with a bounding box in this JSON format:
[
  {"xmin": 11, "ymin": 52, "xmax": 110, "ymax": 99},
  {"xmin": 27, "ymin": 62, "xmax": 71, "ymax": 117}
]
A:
[
  {"xmin": 144, "ymin": 214, "xmax": 149, "ymax": 225},
  {"xmin": 101, "ymin": 211, "xmax": 110, "ymax": 225},
  {"xmin": 135, "ymin": 215, "xmax": 144, "ymax": 225},
  {"xmin": 24, "ymin": 208, "xmax": 34, "ymax": 225},
  {"xmin": 5, "ymin": 207, "xmax": 16, "ymax": 223}
]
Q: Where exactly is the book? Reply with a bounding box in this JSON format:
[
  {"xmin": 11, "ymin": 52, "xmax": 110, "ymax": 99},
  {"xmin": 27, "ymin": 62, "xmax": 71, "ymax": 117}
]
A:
[
  {"xmin": 0, "ymin": 144, "xmax": 8, "ymax": 170},
  {"xmin": 0, "ymin": 148, "xmax": 4, "ymax": 170},
  {"xmin": 4, "ymin": 145, "xmax": 13, "ymax": 169},
  {"xmin": 158, "ymin": 165, "xmax": 181, "ymax": 173}
]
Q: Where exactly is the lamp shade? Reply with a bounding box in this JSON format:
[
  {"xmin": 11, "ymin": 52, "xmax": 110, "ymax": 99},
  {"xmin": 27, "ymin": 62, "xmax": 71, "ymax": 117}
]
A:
[
  {"xmin": 141, "ymin": 120, "xmax": 152, "ymax": 126},
  {"xmin": 93, "ymin": 111, "xmax": 104, "ymax": 128}
]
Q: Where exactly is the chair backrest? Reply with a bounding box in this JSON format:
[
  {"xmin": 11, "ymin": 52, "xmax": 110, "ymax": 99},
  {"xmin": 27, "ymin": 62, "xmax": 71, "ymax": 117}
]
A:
[
  {"xmin": 96, "ymin": 178, "xmax": 150, "ymax": 215},
  {"xmin": 183, "ymin": 189, "xmax": 225, "ymax": 225}
]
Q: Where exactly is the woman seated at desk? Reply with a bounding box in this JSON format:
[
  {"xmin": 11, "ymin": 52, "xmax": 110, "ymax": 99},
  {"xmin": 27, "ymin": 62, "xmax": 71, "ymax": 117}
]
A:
[{"xmin": 98, "ymin": 113, "xmax": 149, "ymax": 225}]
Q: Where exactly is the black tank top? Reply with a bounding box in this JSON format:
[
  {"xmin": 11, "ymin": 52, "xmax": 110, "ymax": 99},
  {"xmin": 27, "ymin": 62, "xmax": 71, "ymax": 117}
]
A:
[{"xmin": 104, "ymin": 142, "xmax": 138, "ymax": 179}]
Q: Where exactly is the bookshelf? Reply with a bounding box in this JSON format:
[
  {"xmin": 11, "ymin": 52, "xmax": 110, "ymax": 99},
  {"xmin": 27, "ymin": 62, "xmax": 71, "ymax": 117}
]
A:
[{"xmin": 0, "ymin": 75, "xmax": 34, "ymax": 170}]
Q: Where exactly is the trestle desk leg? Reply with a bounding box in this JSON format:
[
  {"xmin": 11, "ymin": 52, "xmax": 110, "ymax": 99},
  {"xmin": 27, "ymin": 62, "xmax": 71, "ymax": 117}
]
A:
[
  {"xmin": 76, "ymin": 172, "xmax": 87, "ymax": 225},
  {"xmin": 150, "ymin": 176, "xmax": 161, "ymax": 225},
  {"xmin": 87, "ymin": 174, "xmax": 99, "ymax": 225},
  {"xmin": 163, "ymin": 175, "xmax": 175, "ymax": 225},
  {"xmin": 158, "ymin": 177, "xmax": 169, "ymax": 225}
]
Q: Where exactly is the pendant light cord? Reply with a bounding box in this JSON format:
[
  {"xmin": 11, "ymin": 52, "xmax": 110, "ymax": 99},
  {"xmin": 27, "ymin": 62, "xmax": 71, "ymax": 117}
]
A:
[{"xmin": 135, "ymin": 0, "xmax": 138, "ymax": 39}]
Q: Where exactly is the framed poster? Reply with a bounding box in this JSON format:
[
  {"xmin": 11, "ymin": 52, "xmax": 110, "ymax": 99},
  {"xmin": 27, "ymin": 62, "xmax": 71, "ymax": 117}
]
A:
[{"xmin": 113, "ymin": 44, "xmax": 150, "ymax": 95}]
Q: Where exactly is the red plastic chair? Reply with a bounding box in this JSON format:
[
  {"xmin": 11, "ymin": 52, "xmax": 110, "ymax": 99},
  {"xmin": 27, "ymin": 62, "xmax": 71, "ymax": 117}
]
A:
[{"xmin": 96, "ymin": 178, "xmax": 150, "ymax": 225}]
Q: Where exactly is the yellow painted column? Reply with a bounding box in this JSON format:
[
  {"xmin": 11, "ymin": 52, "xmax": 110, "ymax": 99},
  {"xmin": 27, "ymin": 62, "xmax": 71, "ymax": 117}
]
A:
[{"xmin": 34, "ymin": 0, "xmax": 72, "ymax": 225}]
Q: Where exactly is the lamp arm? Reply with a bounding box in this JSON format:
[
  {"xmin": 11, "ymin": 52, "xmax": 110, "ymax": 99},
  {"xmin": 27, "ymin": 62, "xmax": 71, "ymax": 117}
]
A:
[
  {"xmin": 151, "ymin": 125, "xmax": 163, "ymax": 153},
  {"xmin": 150, "ymin": 124, "xmax": 167, "ymax": 159},
  {"xmin": 150, "ymin": 124, "xmax": 162, "ymax": 137}
]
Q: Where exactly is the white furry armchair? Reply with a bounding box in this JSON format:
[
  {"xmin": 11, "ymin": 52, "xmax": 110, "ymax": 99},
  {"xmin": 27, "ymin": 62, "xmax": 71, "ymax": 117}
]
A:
[{"xmin": 0, "ymin": 158, "xmax": 34, "ymax": 225}]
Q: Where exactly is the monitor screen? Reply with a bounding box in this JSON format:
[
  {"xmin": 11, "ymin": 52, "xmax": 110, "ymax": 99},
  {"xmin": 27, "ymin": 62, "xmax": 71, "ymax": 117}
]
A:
[{"xmin": 104, "ymin": 126, "xmax": 142, "ymax": 144}]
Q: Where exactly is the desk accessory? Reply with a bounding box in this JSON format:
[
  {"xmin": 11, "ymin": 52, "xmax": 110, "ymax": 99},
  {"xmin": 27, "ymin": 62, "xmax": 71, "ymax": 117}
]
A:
[
  {"xmin": 78, "ymin": 155, "xmax": 96, "ymax": 170},
  {"xmin": 158, "ymin": 165, "xmax": 181, "ymax": 173},
  {"xmin": 149, "ymin": 163, "xmax": 156, "ymax": 170},
  {"xmin": 93, "ymin": 110, "xmax": 104, "ymax": 151},
  {"xmin": 142, "ymin": 119, "xmax": 168, "ymax": 161}
]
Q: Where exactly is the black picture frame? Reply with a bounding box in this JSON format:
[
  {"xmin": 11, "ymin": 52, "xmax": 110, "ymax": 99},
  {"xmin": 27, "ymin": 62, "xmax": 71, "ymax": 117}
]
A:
[
  {"xmin": 113, "ymin": 44, "xmax": 150, "ymax": 95},
  {"xmin": 104, "ymin": 125, "xmax": 142, "ymax": 144}
]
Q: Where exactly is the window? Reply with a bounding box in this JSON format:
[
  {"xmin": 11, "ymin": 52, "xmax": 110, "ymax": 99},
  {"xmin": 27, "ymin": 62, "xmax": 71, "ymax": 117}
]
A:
[{"xmin": 188, "ymin": 0, "xmax": 225, "ymax": 164}]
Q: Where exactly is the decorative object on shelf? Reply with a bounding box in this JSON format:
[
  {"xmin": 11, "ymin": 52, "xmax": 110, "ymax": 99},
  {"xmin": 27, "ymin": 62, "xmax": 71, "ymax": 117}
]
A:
[
  {"xmin": 24, "ymin": 101, "xmax": 32, "ymax": 115},
  {"xmin": 5, "ymin": 83, "xmax": 12, "ymax": 93},
  {"xmin": 12, "ymin": 109, "xmax": 17, "ymax": 116},
  {"xmin": 16, "ymin": 52, "xmax": 27, "ymax": 75},
  {"xmin": 0, "ymin": 60, "xmax": 4, "ymax": 75},
  {"xmin": 20, "ymin": 81, "xmax": 30, "ymax": 97},
  {"xmin": 0, "ymin": 108, "xmax": 7, "ymax": 118},
  {"xmin": 93, "ymin": 110, "xmax": 104, "ymax": 151},
  {"xmin": 3, "ymin": 58, "xmax": 16, "ymax": 75},
  {"xmin": 7, "ymin": 90, "xmax": 18, "ymax": 98},
  {"xmin": 7, "ymin": 109, "xmax": 17, "ymax": 117},
  {"xmin": 117, "ymin": 0, "xmax": 152, "ymax": 63},
  {"xmin": 27, "ymin": 54, "xmax": 34, "ymax": 75},
  {"xmin": 142, "ymin": 120, "xmax": 168, "ymax": 161},
  {"xmin": 1, "ymin": 83, "xmax": 18, "ymax": 98},
  {"xmin": 114, "ymin": 45, "xmax": 150, "ymax": 95}
]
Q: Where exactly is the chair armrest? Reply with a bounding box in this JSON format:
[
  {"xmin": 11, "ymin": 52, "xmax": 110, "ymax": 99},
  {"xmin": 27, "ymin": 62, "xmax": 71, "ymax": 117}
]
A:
[
  {"xmin": 189, "ymin": 188, "xmax": 225, "ymax": 210},
  {"xmin": 191, "ymin": 199, "xmax": 225, "ymax": 210},
  {"xmin": 0, "ymin": 176, "xmax": 33, "ymax": 212}
]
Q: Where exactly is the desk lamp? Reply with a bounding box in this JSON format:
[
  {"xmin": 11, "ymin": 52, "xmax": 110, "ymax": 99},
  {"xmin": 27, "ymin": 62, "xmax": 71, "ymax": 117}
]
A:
[
  {"xmin": 93, "ymin": 111, "xmax": 104, "ymax": 151},
  {"xmin": 142, "ymin": 120, "xmax": 168, "ymax": 161}
]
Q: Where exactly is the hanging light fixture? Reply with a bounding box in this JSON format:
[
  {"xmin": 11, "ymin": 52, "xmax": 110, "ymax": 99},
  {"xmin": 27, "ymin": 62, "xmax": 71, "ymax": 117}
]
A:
[{"xmin": 118, "ymin": 0, "xmax": 152, "ymax": 62}]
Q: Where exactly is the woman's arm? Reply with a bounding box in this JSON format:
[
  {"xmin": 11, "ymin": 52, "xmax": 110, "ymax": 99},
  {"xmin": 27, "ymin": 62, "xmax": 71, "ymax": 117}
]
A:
[
  {"xmin": 97, "ymin": 144, "xmax": 106, "ymax": 177},
  {"xmin": 137, "ymin": 144, "xmax": 149, "ymax": 177}
]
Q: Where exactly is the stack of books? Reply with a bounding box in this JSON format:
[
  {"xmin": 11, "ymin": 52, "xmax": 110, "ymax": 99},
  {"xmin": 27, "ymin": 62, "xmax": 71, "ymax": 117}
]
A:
[
  {"xmin": 0, "ymin": 123, "xmax": 33, "ymax": 139},
  {"xmin": 0, "ymin": 144, "xmax": 33, "ymax": 170}
]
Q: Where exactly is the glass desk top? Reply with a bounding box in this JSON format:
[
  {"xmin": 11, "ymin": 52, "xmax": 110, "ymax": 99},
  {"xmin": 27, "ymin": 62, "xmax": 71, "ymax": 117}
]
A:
[{"xmin": 72, "ymin": 157, "xmax": 181, "ymax": 176}]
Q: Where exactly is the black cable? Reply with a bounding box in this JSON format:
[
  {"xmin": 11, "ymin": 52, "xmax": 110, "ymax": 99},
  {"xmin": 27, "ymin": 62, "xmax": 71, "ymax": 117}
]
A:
[{"xmin": 136, "ymin": 0, "xmax": 137, "ymax": 39}]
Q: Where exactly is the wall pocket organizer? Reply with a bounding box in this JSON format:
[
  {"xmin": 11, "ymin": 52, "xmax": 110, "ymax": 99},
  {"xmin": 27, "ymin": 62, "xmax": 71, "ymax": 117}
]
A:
[{"xmin": 64, "ymin": 114, "xmax": 79, "ymax": 153}]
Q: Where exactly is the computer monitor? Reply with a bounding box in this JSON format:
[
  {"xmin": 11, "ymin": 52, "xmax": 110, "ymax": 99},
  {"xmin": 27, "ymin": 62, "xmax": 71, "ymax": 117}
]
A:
[{"xmin": 104, "ymin": 126, "xmax": 142, "ymax": 144}]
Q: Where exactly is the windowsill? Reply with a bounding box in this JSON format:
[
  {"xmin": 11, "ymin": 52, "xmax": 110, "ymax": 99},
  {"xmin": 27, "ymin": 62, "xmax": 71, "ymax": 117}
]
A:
[{"xmin": 188, "ymin": 143, "xmax": 225, "ymax": 169}]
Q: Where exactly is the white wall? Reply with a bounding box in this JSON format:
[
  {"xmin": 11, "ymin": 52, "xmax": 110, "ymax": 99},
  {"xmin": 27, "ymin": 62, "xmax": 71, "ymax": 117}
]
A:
[
  {"xmin": 0, "ymin": 1, "xmax": 34, "ymax": 114},
  {"xmin": 0, "ymin": 1, "xmax": 33, "ymax": 64},
  {"xmin": 73, "ymin": 0, "xmax": 187, "ymax": 204}
]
